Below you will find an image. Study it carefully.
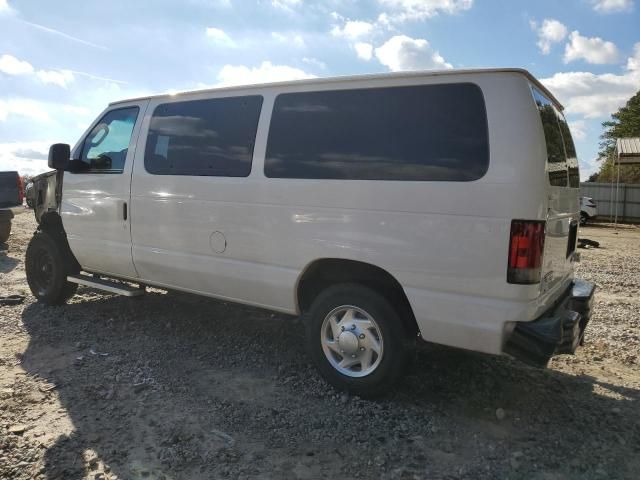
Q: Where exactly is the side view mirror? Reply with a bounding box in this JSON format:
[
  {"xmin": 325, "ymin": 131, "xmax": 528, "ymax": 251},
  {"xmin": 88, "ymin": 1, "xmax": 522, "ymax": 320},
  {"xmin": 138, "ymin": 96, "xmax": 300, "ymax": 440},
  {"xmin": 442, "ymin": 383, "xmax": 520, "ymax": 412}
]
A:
[{"xmin": 48, "ymin": 143, "xmax": 70, "ymax": 170}]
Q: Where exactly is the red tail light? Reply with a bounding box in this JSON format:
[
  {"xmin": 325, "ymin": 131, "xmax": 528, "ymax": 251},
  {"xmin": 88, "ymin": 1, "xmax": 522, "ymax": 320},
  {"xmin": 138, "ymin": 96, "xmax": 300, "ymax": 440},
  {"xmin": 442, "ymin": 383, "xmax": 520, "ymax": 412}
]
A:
[
  {"xmin": 507, "ymin": 220, "xmax": 546, "ymax": 284},
  {"xmin": 17, "ymin": 176, "xmax": 24, "ymax": 204}
]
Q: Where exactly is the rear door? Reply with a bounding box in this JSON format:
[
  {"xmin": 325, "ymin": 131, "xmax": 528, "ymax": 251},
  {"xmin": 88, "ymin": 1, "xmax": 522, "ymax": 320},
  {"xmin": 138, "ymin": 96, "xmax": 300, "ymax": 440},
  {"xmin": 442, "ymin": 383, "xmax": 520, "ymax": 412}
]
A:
[
  {"xmin": 61, "ymin": 101, "xmax": 148, "ymax": 278},
  {"xmin": 531, "ymin": 87, "xmax": 580, "ymax": 296}
]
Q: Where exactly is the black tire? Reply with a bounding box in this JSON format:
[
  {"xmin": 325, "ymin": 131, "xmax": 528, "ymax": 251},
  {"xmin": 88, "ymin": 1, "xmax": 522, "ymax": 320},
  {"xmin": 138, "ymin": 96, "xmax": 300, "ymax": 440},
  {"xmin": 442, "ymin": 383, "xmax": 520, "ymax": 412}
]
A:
[
  {"xmin": 305, "ymin": 283, "xmax": 408, "ymax": 397},
  {"xmin": 26, "ymin": 231, "xmax": 78, "ymax": 305},
  {"xmin": 0, "ymin": 221, "xmax": 10, "ymax": 244},
  {"xmin": 580, "ymin": 212, "xmax": 588, "ymax": 226}
]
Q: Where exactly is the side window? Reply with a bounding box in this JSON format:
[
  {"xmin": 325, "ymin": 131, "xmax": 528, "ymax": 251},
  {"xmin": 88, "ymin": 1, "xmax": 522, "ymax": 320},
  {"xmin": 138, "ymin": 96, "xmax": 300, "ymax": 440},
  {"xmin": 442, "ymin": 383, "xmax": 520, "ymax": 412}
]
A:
[
  {"xmin": 144, "ymin": 95, "xmax": 263, "ymax": 177},
  {"xmin": 75, "ymin": 107, "xmax": 139, "ymax": 173},
  {"xmin": 532, "ymin": 88, "xmax": 569, "ymax": 187},
  {"xmin": 264, "ymin": 83, "xmax": 489, "ymax": 181},
  {"xmin": 557, "ymin": 115, "xmax": 580, "ymax": 188}
]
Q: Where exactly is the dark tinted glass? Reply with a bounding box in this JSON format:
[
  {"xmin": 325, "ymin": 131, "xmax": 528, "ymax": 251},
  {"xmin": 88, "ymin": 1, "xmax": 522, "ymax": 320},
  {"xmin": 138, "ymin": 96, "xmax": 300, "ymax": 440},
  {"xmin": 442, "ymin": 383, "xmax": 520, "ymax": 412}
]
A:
[
  {"xmin": 75, "ymin": 107, "xmax": 139, "ymax": 173},
  {"xmin": 532, "ymin": 88, "xmax": 569, "ymax": 187},
  {"xmin": 265, "ymin": 83, "xmax": 489, "ymax": 181},
  {"xmin": 557, "ymin": 115, "xmax": 580, "ymax": 188},
  {"xmin": 145, "ymin": 96, "xmax": 263, "ymax": 177}
]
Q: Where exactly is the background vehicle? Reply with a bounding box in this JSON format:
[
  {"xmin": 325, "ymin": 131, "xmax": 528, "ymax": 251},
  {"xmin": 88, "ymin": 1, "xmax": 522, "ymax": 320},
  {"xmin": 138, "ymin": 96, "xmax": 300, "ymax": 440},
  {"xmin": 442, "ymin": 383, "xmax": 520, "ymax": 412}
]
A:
[
  {"xmin": 0, "ymin": 171, "xmax": 24, "ymax": 243},
  {"xmin": 580, "ymin": 196, "xmax": 597, "ymax": 225},
  {"xmin": 26, "ymin": 69, "xmax": 595, "ymax": 396}
]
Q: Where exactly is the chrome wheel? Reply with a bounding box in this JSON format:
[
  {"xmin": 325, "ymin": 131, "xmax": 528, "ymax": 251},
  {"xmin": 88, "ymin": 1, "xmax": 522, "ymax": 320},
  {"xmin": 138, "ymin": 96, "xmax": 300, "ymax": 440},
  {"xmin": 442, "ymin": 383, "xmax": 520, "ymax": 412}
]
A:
[{"xmin": 320, "ymin": 305, "xmax": 384, "ymax": 378}]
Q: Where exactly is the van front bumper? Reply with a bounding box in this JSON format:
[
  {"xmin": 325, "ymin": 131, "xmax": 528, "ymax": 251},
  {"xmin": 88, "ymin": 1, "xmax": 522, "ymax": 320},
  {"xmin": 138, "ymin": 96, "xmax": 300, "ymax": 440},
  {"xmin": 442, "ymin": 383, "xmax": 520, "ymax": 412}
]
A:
[{"xmin": 503, "ymin": 279, "xmax": 596, "ymax": 367}]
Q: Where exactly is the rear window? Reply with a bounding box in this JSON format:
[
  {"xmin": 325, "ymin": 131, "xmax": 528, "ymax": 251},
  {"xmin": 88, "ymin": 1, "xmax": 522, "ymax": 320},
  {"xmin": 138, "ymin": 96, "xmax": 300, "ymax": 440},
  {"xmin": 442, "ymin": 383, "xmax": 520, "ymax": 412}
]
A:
[
  {"xmin": 532, "ymin": 87, "xmax": 579, "ymax": 188},
  {"xmin": 144, "ymin": 95, "xmax": 263, "ymax": 177},
  {"xmin": 265, "ymin": 83, "xmax": 489, "ymax": 181}
]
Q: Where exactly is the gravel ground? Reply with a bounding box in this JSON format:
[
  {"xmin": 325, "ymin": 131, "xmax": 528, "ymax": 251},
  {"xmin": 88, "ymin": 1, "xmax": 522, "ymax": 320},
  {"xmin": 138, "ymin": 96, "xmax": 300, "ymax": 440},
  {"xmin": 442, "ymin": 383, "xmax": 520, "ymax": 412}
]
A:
[{"xmin": 1, "ymin": 212, "xmax": 639, "ymax": 480}]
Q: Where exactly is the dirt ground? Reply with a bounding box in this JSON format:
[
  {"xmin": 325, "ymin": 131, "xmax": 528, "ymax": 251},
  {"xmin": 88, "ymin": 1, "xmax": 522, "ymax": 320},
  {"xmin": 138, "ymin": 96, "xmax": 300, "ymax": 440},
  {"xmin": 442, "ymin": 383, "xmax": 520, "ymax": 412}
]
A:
[{"xmin": 1, "ymin": 211, "xmax": 639, "ymax": 480}]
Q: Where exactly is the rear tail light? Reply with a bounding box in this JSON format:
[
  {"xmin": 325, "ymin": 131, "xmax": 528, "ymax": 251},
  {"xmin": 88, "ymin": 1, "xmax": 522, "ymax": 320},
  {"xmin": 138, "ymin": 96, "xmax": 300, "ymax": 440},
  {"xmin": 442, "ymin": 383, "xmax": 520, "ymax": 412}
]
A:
[
  {"xmin": 17, "ymin": 176, "xmax": 24, "ymax": 204},
  {"xmin": 507, "ymin": 220, "xmax": 546, "ymax": 284}
]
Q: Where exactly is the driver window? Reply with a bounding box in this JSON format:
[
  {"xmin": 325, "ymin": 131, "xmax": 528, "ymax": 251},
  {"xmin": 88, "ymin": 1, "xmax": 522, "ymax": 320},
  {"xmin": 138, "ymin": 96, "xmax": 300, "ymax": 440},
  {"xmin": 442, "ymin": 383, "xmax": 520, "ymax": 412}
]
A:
[{"xmin": 77, "ymin": 107, "xmax": 139, "ymax": 173}]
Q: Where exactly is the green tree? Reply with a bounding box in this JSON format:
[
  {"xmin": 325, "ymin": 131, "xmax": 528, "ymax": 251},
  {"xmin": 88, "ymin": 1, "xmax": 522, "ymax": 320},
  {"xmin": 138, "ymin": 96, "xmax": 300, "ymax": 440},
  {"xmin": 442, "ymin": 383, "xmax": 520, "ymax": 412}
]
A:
[{"xmin": 596, "ymin": 90, "xmax": 640, "ymax": 183}]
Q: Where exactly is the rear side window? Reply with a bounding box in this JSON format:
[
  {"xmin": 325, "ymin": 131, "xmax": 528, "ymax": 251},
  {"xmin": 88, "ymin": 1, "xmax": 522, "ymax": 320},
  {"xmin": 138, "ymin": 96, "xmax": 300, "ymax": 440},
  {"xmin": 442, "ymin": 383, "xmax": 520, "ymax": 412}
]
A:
[
  {"xmin": 557, "ymin": 116, "xmax": 580, "ymax": 187},
  {"xmin": 265, "ymin": 83, "xmax": 489, "ymax": 181},
  {"xmin": 145, "ymin": 95, "xmax": 263, "ymax": 177},
  {"xmin": 532, "ymin": 88, "xmax": 579, "ymax": 187}
]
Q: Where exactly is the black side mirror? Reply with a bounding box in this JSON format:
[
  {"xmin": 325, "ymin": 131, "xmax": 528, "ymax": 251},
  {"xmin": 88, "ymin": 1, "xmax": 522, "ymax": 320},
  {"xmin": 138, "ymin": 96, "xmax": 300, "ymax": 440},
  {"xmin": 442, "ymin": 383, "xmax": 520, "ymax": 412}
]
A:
[{"xmin": 48, "ymin": 143, "xmax": 70, "ymax": 170}]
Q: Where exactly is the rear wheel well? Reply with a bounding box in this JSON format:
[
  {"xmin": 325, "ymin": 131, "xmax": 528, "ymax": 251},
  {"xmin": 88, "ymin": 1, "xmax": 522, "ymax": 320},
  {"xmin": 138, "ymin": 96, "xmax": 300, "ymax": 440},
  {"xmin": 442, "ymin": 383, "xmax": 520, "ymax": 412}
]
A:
[{"xmin": 297, "ymin": 259, "xmax": 419, "ymax": 337}]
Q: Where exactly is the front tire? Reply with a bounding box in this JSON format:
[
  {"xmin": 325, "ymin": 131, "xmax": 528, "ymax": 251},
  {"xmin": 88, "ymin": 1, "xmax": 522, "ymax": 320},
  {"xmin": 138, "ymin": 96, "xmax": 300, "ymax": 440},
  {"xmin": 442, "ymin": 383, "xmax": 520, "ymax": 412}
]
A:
[
  {"xmin": 306, "ymin": 283, "xmax": 408, "ymax": 397},
  {"xmin": 26, "ymin": 231, "xmax": 78, "ymax": 305},
  {"xmin": 580, "ymin": 212, "xmax": 588, "ymax": 226}
]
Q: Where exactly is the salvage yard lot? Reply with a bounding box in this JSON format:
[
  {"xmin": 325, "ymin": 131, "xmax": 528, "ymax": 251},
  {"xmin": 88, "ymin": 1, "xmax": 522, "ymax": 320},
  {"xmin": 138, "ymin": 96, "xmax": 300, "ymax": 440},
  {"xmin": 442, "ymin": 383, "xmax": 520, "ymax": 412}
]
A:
[{"xmin": 1, "ymin": 212, "xmax": 639, "ymax": 480}]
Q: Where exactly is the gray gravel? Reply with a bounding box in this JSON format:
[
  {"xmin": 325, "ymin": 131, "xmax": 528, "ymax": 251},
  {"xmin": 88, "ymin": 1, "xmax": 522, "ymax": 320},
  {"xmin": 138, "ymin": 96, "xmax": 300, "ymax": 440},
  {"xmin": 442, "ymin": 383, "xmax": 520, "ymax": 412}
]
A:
[{"xmin": 1, "ymin": 213, "xmax": 639, "ymax": 480}]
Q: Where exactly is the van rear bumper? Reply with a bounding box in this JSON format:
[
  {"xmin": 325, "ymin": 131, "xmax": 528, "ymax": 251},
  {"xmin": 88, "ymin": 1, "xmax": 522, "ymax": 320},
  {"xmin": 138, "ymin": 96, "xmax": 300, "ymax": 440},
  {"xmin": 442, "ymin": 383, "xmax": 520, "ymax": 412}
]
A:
[{"xmin": 503, "ymin": 279, "xmax": 596, "ymax": 367}]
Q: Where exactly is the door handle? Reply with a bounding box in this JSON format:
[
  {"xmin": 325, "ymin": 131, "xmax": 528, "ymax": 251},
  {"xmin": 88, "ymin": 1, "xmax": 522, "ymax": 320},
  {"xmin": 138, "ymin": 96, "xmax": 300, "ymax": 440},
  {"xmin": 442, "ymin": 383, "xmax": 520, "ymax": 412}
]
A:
[{"xmin": 122, "ymin": 202, "xmax": 128, "ymax": 220}]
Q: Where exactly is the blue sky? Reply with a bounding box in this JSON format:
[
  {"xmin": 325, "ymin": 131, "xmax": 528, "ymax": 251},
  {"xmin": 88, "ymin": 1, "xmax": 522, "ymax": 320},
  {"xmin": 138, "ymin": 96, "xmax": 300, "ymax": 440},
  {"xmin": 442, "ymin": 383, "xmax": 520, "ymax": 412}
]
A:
[{"xmin": 1, "ymin": 0, "xmax": 639, "ymax": 177}]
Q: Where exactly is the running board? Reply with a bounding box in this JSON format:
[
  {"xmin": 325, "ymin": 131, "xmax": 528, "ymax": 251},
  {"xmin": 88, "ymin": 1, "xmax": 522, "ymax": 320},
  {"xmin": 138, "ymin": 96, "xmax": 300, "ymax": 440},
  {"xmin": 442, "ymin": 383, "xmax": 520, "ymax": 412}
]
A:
[{"xmin": 67, "ymin": 274, "xmax": 146, "ymax": 297}]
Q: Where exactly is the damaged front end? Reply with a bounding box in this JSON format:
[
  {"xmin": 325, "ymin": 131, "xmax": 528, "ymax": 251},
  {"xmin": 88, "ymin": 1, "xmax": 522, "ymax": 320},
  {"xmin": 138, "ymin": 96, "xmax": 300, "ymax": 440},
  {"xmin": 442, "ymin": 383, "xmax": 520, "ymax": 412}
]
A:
[{"xmin": 30, "ymin": 170, "xmax": 62, "ymax": 224}]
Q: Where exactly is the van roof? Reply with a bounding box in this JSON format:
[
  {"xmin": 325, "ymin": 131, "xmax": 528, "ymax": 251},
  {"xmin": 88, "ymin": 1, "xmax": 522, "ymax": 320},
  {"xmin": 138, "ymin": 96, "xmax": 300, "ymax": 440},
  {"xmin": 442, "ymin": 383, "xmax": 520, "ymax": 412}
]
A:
[{"xmin": 109, "ymin": 68, "xmax": 563, "ymax": 110}]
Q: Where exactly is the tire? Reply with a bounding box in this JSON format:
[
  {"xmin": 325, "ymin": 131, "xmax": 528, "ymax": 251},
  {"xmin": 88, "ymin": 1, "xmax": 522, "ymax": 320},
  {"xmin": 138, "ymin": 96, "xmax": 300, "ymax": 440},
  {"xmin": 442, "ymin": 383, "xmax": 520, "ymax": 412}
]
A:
[
  {"xmin": 0, "ymin": 221, "xmax": 10, "ymax": 244},
  {"xmin": 26, "ymin": 231, "xmax": 78, "ymax": 305},
  {"xmin": 580, "ymin": 212, "xmax": 588, "ymax": 226},
  {"xmin": 305, "ymin": 283, "xmax": 408, "ymax": 397}
]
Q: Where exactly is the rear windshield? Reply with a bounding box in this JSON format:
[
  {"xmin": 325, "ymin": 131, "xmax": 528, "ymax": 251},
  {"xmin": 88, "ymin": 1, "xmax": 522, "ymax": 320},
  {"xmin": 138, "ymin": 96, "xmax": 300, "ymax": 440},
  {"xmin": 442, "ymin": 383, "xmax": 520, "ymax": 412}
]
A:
[{"xmin": 532, "ymin": 87, "xmax": 579, "ymax": 188}]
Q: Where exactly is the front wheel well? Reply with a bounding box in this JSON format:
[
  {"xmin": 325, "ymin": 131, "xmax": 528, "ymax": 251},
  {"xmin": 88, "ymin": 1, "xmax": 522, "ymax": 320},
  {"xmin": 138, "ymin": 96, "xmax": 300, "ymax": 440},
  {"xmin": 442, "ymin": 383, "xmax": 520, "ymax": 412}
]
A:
[
  {"xmin": 296, "ymin": 258, "xmax": 419, "ymax": 337},
  {"xmin": 37, "ymin": 212, "xmax": 81, "ymax": 272}
]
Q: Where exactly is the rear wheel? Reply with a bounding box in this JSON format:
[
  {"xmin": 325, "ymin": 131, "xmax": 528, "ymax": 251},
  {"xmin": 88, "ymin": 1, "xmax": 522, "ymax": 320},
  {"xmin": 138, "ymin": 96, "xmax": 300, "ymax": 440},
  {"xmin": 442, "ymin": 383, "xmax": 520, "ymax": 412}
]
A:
[
  {"xmin": 305, "ymin": 283, "xmax": 408, "ymax": 397},
  {"xmin": 580, "ymin": 212, "xmax": 588, "ymax": 226},
  {"xmin": 0, "ymin": 221, "xmax": 10, "ymax": 244},
  {"xmin": 26, "ymin": 231, "xmax": 78, "ymax": 305}
]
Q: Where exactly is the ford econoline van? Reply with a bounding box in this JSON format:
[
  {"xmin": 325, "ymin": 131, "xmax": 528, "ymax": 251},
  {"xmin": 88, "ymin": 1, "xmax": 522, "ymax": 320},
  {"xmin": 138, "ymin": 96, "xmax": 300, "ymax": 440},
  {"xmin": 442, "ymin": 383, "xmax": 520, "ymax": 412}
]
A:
[{"xmin": 27, "ymin": 68, "xmax": 595, "ymax": 396}]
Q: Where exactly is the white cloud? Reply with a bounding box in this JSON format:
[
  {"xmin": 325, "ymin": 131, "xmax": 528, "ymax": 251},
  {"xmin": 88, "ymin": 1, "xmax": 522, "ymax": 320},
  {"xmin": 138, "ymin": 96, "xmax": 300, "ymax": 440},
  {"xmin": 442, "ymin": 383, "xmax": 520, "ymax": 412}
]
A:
[
  {"xmin": 206, "ymin": 27, "xmax": 236, "ymax": 47},
  {"xmin": 374, "ymin": 35, "xmax": 452, "ymax": 71},
  {"xmin": 591, "ymin": 0, "xmax": 633, "ymax": 13},
  {"xmin": 302, "ymin": 57, "xmax": 327, "ymax": 69},
  {"xmin": 215, "ymin": 61, "xmax": 314, "ymax": 87},
  {"xmin": 532, "ymin": 19, "xmax": 568, "ymax": 54},
  {"xmin": 271, "ymin": 32, "xmax": 305, "ymax": 48},
  {"xmin": 0, "ymin": 98, "xmax": 50, "ymax": 122},
  {"xmin": 354, "ymin": 42, "xmax": 373, "ymax": 61},
  {"xmin": 331, "ymin": 20, "xmax": 374, "ymax": 39},
  {"xmin": 271, "ymin": 0, "xmax": 301, "ymax": 11},
  {"xmin": 0, "ymin": 54, "xmax": 34, "ymax": 75},
  {"xmin": 569, "ymin": 120, "xmax": 587, "ymax": 140},
  {"xmin": 542, "ymin": 43, "xmax": 640, "ymax": 119},
  {"xmin": 627, "ymin": 42, "xmax": 640, "ymax": 71},
  {"xmin": 0, "ymin": 54, "xmax": 78, "ymax": 88},
  {"xmin": 0, "ymin": 0, "xmax": 14, "ymax": 15},
  {"xmin": 564, "ymin": 31, "xmax": 619, "ymax": 64},
  {"xmin": 0, "ymin": 141, "xmax": 52, "ymax": 176},
  {"xmin": 378, "ymin": 0, "xmax": 473, "ymax": 22},
  {"xmin": 36, "ymin": 69, "xmax": 75, "ymax": 88}
]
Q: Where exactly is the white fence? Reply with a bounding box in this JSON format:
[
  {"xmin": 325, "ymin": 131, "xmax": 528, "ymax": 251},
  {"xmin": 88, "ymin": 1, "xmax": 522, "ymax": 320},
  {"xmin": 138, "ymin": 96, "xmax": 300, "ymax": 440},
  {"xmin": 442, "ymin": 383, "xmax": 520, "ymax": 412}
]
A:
[{"xmin": 580, "ymin": 182, "xmax": 640, "ymax": 223}]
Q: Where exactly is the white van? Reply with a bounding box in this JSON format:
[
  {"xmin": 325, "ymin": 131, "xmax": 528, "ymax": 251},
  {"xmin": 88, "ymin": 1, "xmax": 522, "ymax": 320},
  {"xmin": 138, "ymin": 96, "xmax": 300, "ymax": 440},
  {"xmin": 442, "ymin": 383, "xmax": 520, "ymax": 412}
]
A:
[{"xmin": 27, "ymin": 68, "xmax": 595, "ymax": 396}]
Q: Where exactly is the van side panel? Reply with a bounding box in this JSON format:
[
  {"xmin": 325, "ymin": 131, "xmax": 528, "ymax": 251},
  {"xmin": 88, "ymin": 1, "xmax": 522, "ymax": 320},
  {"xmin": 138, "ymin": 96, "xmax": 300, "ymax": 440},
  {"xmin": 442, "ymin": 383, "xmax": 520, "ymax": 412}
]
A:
[{"xmin": 127, "ymin": 72, "xmax": 563, "ymax": 355}]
